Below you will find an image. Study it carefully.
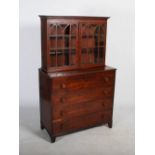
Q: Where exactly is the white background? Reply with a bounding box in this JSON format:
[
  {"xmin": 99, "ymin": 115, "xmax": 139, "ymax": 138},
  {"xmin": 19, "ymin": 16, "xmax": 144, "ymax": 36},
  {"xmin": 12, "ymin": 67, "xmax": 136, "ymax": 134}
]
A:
[
  {"xmin": 1, "ymin": 0, "xmax": 155, "ymax": 155},
  {"xmin": 19, "ymin": 0, "xmax": 134, "ymax": 107},
  {"xmin": 19, "ymin": 0, "xmax": 135, "ymax": 154}
]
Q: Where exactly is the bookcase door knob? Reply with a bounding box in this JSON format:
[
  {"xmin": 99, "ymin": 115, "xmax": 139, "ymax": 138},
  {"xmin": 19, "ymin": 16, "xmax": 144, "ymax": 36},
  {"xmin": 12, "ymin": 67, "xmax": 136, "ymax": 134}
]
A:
[{"xmin": 104, "ymin": 77, "xmax": 110, "ymax": 82}]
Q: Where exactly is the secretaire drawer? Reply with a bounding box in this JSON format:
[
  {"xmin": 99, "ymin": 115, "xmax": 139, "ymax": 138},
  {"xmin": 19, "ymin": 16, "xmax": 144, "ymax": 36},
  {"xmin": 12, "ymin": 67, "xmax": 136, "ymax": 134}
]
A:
[
  {"xmin": 51, "ymin": 71, "xmax": 115, "ymax": 93},
  {"xmin": 52, "ymin": 111, "xmax": 112, "ymax": 135},
  {"xmin": 52, "ymin": 86, "xmax": 114, "ymax": 105},
  {"xmin": 52, "ymin": 98, "xmax": 113, "ymax": 120}
]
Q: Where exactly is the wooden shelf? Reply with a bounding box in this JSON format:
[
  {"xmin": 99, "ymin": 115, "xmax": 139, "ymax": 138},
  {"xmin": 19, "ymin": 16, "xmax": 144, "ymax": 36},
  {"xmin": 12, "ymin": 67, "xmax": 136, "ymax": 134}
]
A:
[
  {"xmin": 50, "ymin": 47, "xmax": 76, "ymax": 50},
  {"xmin": 81, "ymin": 46, "xmax": 104, "ymax": 49},
  {"xmin": 82, "ymin": 35, "xmax": 104, "ymax": 38},
  {"xmin": 50, "ymin": 50, "xmax": 76, "ymax": 55},
  {"xmin": 49, "ymin": 35, "xmax": 76, "ymax": 39}
]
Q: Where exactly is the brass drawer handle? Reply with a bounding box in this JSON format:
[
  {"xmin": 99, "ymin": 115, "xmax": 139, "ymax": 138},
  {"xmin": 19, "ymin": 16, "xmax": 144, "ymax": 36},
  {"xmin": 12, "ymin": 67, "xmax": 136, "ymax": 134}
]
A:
[
  {"xmin": 61, "ymin": 83, "xmax": 66, "ymax": 89},
  {"xmin": 104, "ymin": 77, "xmax": 110, "ymax": 82},
  {"xmin": 103, "ymin": 89, "xmax": 110, "ymax": 95}
]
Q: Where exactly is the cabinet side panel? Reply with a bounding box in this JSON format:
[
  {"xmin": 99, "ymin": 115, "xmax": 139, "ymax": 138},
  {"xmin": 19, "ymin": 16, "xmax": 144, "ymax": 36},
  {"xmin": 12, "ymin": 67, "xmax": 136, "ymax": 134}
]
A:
[
  {"xmin": 104, "ymin": 21, "xmax": 108, "ymax": 66},
  {"xmin": 40, "ymin": 19, "xmax": 48, "ymax": 70},
  {"xmin": 39, "ymin": 69, "xmax": 52, "ymax": 134},
  {"xmin": 111, "ymin": 70, "xmax": 116, "ymax": 125}
]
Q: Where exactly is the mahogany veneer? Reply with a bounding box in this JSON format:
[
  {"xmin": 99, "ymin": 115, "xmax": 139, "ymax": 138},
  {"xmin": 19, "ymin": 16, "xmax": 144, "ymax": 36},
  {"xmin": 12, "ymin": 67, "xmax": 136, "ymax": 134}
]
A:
[{"xmin": 39, "ymin": 16, "xmax": 116, "ymax": 142}]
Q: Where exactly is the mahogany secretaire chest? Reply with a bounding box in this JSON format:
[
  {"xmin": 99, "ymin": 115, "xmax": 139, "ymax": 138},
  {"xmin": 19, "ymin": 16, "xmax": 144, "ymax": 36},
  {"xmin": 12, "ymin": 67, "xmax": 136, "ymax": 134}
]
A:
[{"xmin": 38, "ymin": 16, "xmax": 116, "ymax": 142}]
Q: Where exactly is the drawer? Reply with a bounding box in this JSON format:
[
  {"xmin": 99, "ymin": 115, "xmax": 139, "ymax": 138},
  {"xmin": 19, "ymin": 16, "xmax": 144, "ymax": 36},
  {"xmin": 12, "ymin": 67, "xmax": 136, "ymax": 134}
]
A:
[
  {"xmin": 52, "ymin": 111, "xmax": 112, "ymax": 135},
  {"xmin": 52, "ymin": 71, "xmax": 115, "ymax": 94},
  {"xmin": 52, "ymin": 86, "xmax": 114, "ymax": 105},
  {"xmin": 53, "ymin": 98, "xmax": 113, "ymax": 120}
]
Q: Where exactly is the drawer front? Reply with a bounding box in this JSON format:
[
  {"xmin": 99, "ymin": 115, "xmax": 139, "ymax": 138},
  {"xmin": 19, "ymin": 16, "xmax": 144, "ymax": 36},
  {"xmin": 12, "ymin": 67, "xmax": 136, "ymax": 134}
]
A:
[
  {"xmin": 53, "ymin": 98, "xmax": 113, "ymax": 120},
  {"xmin": 52, "ymin": 86, "xmax": 113, "ymax": 105},
  {"xmin": 52, "ymin": 111, "xmax": 112, "ymax": 135},
  {"xmin": 52, "ymin": 71, "xmax": 115, "ymax": 94}
]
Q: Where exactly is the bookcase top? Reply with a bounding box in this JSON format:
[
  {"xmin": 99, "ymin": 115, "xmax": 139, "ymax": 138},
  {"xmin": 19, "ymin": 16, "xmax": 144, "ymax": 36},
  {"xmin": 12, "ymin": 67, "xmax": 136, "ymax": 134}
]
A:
[{"xmin": 39, "ymin": 15, "xmax": 110, "ymax": 20}]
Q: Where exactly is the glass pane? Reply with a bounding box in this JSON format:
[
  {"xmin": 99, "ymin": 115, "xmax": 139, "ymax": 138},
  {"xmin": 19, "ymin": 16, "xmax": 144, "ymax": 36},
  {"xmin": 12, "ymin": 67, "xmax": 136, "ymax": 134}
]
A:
[
  {"xmin": 57, "ymin": 38, "xmax": 64, "ymax": 49},
  {"xmin": 81, "ymin": 24, "xmax": 87, "ymax": 36},
  {"xmin": 81, "ymin": 48, "xmax": 87, "ymax": 64},
  {"xmin": 99, "ymin": 47, "xmax": 104, "ymax": 63},
  {"xmin": 50, "ymin": 38, "xmax": 56, "ymax": 49},
  {"xmin": 88, "ymin": 48, "xmax": 94, "ymax": 63},
  {"xmin": 95, "ymin": 25, "xmax": 100, "ymax": 35},
  {"xmin": 71, "ymin": 38, "xmax": 76, "ymax": 49},
  {"xmin": 100, "ymin": 26, "xmax": 104, "ymax": 46},
  {"xmin": 64, "ymin": 36, "xmax": 69, "ymax": 48},
  {"xmin": 49, "ymin": 24, "xmax": 56, "ymax": 35},
  {"xmin": 57, "ymin": 24, "xmax": 66, "ymax": 35},
  {"xmin": 49, "ymin": 23, "xmax": 77, "ymax": 67},
  {"xmin": 70, "ymin": 49, "xmax": 76, "ymax": 65},
  {"xmin": 57, "ymin": 50, "xmax": 63, "ymax": 66},
  {"xmin": 88, "ymin": 38, "xmax": 95, "ymax": 48},
  {"xmin": 100, "ymin": 26, "xmax": 104, "ymax": 35},
  {"xmin": 100, "ymin": 40, "xmax": 104, "ymax": 46},
  {"xmin": 64, "ymin": 50, "xmax": 69, "ymax": 65},
  {"xmin": 94, "ymin": 47, "xmax": 98, "ymax": 63},
  {"xmin": 80, "ymin": 24, "xmax": 106, "ymax": 65},
  {"xmin": 71, "ymin": 24, "xmax": 76, "ymax": 35},
  {"xmin": 50, "ymin": 50, "xmax": 56, "ymax": 67},
  {"xmin": 94, "ymin": 34, "xmax": 98, "ymax": 48},
  {"xmin": 81, "ymin": 38, "xmax": 87, "ymax": 48},
  {"xmin": 89, "ymin": 25, "xmax": 95, "ymax": 36}
]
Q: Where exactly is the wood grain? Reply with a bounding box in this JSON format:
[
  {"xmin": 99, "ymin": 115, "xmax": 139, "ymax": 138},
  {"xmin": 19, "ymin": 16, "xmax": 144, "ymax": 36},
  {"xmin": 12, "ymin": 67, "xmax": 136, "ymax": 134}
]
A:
[{"xmin": 39, "ymin": 16, "xmax": 116, "ymax": 143}]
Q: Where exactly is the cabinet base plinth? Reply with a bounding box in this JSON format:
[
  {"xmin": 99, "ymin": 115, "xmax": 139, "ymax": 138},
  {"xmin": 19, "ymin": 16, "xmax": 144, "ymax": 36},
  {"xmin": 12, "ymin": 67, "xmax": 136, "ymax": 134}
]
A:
[
  {"xmin": 50, "ymin": 137, "xmax": 56, "ymax": 143},
  {"xmin": 108, "ymin": 122, "xmax": 113, "ymax": 128},
  {"xmin": 40, "ymin": 123, "xmax": 44, "ymax": 130}
]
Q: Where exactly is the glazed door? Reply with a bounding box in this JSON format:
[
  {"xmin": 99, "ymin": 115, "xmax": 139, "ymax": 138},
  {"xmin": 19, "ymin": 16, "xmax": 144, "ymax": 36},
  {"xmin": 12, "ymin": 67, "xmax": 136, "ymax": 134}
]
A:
[
  {"xmin": 79, "ymin": 22, "xmax": 107, "ymax": 68},
  {"xmin": 47, "ymin": 21, "xmax": 78, "ymax": 70}
]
